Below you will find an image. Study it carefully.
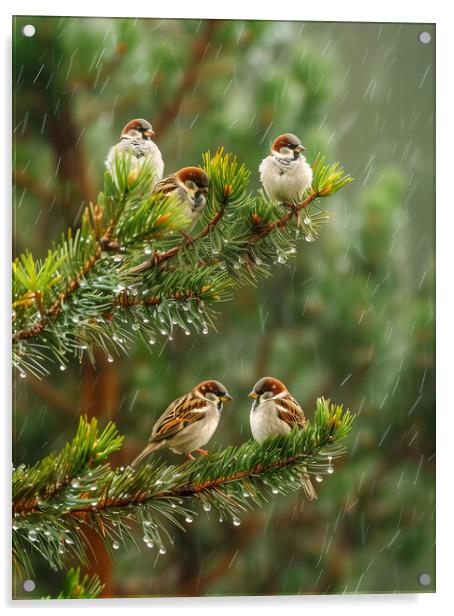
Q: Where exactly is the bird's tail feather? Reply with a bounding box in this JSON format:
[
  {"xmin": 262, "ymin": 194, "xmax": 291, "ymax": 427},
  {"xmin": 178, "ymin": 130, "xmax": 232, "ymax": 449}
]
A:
[
  {"xmin": 302, "ymin": 468, "xmax": 318, "ymax": 501},
  {"xmin": 131, "ymin": 441, "xmax": 162, "ymax": 466}
]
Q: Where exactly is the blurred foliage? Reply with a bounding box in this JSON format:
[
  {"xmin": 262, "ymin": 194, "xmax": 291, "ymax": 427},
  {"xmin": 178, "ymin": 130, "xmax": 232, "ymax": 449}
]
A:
[{"xmin": 13, "ymin": 16, "xmax": 434, "ymax": 598}]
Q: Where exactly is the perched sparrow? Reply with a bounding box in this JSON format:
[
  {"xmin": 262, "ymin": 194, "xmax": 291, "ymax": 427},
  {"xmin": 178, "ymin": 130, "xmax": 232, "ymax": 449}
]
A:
[
  {"xmin": 106, "ymin": 118, "xmax": 164, "ymax": 187},
  {"xmin": 152, "ymin": 167, "xmax": 209, "ymax": 231},
  {"xmin": 248, "ymin": 376, "xmax": 317, "ymax": 500},
  {"xmin": 259, "ymin": 133, "xmax": 312, "ymax": 204},
  {"xmin": 132, "ymin": 380, "xmax": 232, "ymax": 465}
]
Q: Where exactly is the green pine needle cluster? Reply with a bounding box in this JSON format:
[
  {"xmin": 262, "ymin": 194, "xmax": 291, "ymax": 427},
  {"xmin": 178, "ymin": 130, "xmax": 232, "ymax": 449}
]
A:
[
  {"xmin": 12, "ymin": 399, "xmax": 354, "ymax": 577},
  {"xmin": 12, "ymin": 150, "xmax": 352, "ymax": 377},
  {"xmin": 41, "ymin": 567, "xmax": 104, "ymax": 599}
]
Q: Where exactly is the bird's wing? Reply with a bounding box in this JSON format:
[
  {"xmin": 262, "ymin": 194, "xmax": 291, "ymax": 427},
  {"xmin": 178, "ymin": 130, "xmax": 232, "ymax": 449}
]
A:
[
  {"xmin": 152, "ymin": 174, "xmax": 180, "ymax": 196},
  {"xmin": 275, "ymin": 394, "xmax": 307, "ymax": 429},
  {"xmin": 150, "ymin": 394, "xmax": 207, "ymax": 443}
]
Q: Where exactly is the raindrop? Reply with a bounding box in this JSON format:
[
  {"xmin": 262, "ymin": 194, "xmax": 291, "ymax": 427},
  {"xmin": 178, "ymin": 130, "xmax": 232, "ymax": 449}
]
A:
[
  {"xmin": 315, "ymin": 475, "xmax": 323, "ymax": 483},
  {"xmin": 149, "ymin": 337, "xmax": 156, "ymax": 345},
  {"xmin": 272, "ymin": 487, "xmax": 279, "ymax": 494},
  {"xmin": 327, "ymin": 466, "xmax": 335, "ymax": 475},
  {"xmin": 71, "ymin": 479, "xmax": 80, "ymax": 489},
  {"xmin": 132, "ymin": 323, "xmax": 140, "ymax": 331},
  {"xmin": 202, "ymin": 327, "xmax": 209, "ymax": 335},
  {"xmin": 303, "ymin": 216, "xmax": 311, "ymax": 225},
  {"xmin": 59, "ymin": 364, "xmax": 66, "ymax": 371},
  {"xmin": 203, "ymin": 502, "xmax": 212, "ymax": 512},
  {"xmin": 159, "ymin": 546, "xmax": 167, "ymax": 555},
  {"xmin": 107, "ymin": 356, "xmax": 114, "ymax": 363},
  {"xmin": 65, "ymin": 538, "xmax": 74, "ymax": 545},
  {"xmin": 305, "ymin": 234, "xmax": 314, "ymax": 242},
  {"xmin": 112, "ymin": 541, "xmax": 120, "ymax": 550},
  {"xmin": 232, "ymin": 516, "xmax": 241, "ymax": 526},
  {"xmin": 19, "ymin": 371, "xmax": 27, "ymax": 379},
  {"xmin": 185, "ymin": 515, "xmax": 193, "ymax": 524},
  {"xmin": 184, "ymin": 330, "xmax": 191, "ymax": 336},
  {"xmin": 144, "ymin": 245, "xmax": 153, "ymax": 255}
]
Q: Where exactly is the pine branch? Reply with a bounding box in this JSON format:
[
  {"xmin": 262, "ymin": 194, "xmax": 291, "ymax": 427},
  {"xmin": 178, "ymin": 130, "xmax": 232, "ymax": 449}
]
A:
[
  {"xmin": 12, "ymin": 399, "xmax": 354, "ymax": 576},
  {"xmin": 41, "ymin": 567, "xmax": 104, "ymax": 599},
  {"xmin": 12, "ymin": 149, "xmax": 352, "ymax": 376}
]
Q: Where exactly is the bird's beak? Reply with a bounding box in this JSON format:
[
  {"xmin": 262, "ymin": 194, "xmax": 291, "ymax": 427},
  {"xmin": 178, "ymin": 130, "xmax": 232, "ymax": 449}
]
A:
[
  {"xmin": 295, "ymin": 144, "xmax": 305, "ymax": 153},
  {"xmin": 144, "ymin": 128, "xmax": 155, "ymax": 138},
  {"xmin": 248, "ymin": 391, "xmax": 258, "ymax": 399},
  {"xmin": 220, "ymin": 392, "xmax": 233, "ymax": 402}
]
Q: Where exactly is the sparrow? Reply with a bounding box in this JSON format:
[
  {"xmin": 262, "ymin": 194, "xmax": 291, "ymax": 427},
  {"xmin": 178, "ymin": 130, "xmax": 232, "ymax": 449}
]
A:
[
  {"xmin": 106, "ymin": 118, "xmax": 164, "ymax": 187},
  {"xmin": 152, "ymin": 167, "xmax": 210, "ymax": 231},
  {"xmin": 259, "ymin": 133, "xmax": 313, "ymax": 204},
  {"xmin": 248, "ymin": 376, "xmax": 317, "ymax": 500},
  {"xmin": 131, "ymin": 380, "xmax": 232, "ymax": 465}
]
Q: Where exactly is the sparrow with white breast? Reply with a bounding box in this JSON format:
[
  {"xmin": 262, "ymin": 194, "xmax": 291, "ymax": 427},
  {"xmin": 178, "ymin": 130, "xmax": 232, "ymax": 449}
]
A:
[
  {"xmin": 106, "ymin": 118, "xmax": 164, "ymax": 188},
  {"xmin": 131, "ymin": 380, "xmax": 232, "ymax": 465},
  {"xmin": 259, "ymin": 133, "xmax": 312, "ymax": 205},
  {"xmin": 248, "ymin": 376, "xmax": 317, "ymax": 500},
  {"xmin": 152, "ymin": 167, "xmax": 210, "ymax": 231}
]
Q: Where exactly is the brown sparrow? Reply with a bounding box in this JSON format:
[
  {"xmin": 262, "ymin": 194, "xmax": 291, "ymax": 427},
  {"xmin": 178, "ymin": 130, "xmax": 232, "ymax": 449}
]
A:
[
  {"xmin": 248, "ymin": 376, "xmax": 317, "ymax": 500},
  {"xmin": 132, "ymin": 380, "xmax": 232, "ymax": 465},
  {"xmin": 152, "ymin": 167, "xmax": 209, "ymax": 231},
  {"xmin": 106, "ymin": 118, "xmax": 164, "ymax": 187},
  {"xmin": 259, "ymin": 133, "xmax": 312, "ymax": 204}
]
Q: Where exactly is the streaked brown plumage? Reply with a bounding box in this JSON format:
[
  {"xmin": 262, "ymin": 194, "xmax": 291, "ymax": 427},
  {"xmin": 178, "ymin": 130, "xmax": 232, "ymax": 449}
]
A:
[
  {"xmin": 106, "ymin": 118, "xmax": 164, "ymax": 187},
  {"xmin": 249, "ymin": 376, "xmax": 317, "ymax": 500},
  {"xmin": 152, "ymin": 166, "xmax": 209, "ymax": 230},
  {"xmin": 131, "ymin": 380, "xmax": 232, "ymax": 464}
]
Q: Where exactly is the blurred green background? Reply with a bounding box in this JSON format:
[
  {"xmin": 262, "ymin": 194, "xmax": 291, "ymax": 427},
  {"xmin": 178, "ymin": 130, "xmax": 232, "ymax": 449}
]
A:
[{"xmin": 12, "ymin": 17, "xmax": 435, "ymax": 597}]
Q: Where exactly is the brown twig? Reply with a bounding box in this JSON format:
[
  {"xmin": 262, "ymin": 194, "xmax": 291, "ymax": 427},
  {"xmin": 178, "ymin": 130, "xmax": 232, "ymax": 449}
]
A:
[
  {"xmin": 128, "ymin": 204, "xmax": 226, "ymax": 274},
  {"xmin": 14, "ymin": 444, "xmax": 328, "ymax": 517},
  {"xmin": 250, "ymin": 191, "xmax": 318, "ymax": 242},
  {"xmin": 12, "ymin": 247, "xmax": 102, "ymax": 343}
]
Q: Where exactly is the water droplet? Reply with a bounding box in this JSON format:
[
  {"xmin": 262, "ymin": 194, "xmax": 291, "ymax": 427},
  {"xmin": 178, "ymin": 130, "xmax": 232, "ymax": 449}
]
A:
[
  {"xmin": 203, "ymin": 502, "xmax": 212, "ymax": 512},
  {"xmin": 107, "ymin": 356, "xmax": 114, "ymax": 363},
  {"xmin": 232, "ymin": 516, "xmax": 241, "ymax": 526},
  {"xmin": 112, "ymin": 541, "xmax": 120, "ymax": 550},
  {"xmin": 185, "ymin": 515, "xmax": 193, "ymax": 523},
  {"xmin": 71, "ymin": 479, "xmax": 80, "ymax": 489},
  {"xmin": 277, "ymin": 255, "xmax": 286, "ymax": 264},
  {"xmin": 272, "ymin": 487, "xmax": 279, "ymax": 494},
  {"xmin": 59, "ymin": 364, "xmax": 66, "ymax": 371},
  {"xmin": 65, "ymin": 538, "xmax": 74, "ymax": 545},
  {"xmin": 149, "ymin": 337, "xmax": 156, "ymax": 345},
  {"xmin": 184, "ymin": 330, "xmax": 191, "ymax": 336},
  {"xmin": 90, "ymin": 485, "xmax": 97, "ymax": 491},
  {"xmin": 144, "ymin": 245, "xmax": 152, "ymax": 255},
  {"xmin": 315, "ymin": 475, "xmax": 323, "ymax": 483},
  {"xmin": 303, "ymin": 216, "xmax": 311, "ymax": 225},
  {"xmin": 132, "ymin": 323, "xmax": 140, "ymax": 331},
  {"xmin": 159, "ymin": 546, "xmax": 167, "ymax": 555},
  {"xmin": 19, "ymin": 371, "xmax": 26, "ymax": 378},
  {"xmin": 327, "ymin": 466, "xmax": 334, "ymax": 474},
  {"xmin": 202, "ymin": 327, "xmax": 208, "ymax": 335},
  {"xmin": 305, "ymin": 234, "xmax": 314, "ymax": 242}
]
